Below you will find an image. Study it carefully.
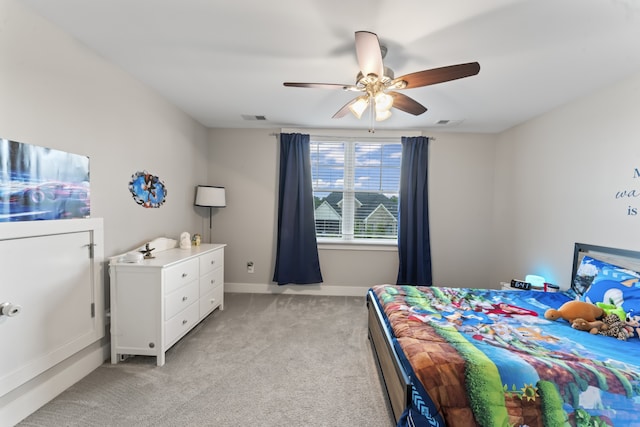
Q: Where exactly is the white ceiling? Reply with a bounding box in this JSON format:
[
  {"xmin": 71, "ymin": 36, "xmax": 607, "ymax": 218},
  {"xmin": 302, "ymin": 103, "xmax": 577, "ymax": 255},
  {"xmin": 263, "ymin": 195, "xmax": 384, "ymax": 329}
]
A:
[{"xmin": 22, "ymin": 0, "xmax": 640, "ymax": 133}]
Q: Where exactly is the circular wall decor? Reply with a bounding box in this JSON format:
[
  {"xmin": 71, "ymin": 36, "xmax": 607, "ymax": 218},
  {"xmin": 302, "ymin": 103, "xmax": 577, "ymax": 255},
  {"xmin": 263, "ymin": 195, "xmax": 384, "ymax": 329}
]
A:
[{"xmin": 129, "ymin": 171, "xmax": 167, "ymax": 208}]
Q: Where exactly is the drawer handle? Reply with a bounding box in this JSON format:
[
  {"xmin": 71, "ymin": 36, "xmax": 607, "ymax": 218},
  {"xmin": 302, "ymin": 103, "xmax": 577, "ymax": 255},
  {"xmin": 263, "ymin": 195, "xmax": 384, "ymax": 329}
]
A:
[
  {"xmin": 182, "ymin": 273, "xmax": 188, "ymax": 278},
  {"xmin": 182, "ymin": 296, "xmax": 188, "ymax": 302},
  {"xmin": 182, "ymin": 319, "xmax": 188, "ymax": 325},
  {"xmin": 210, "ymin": 298, "xmax": 216, "ymax": 305},
  {"xmin": 211, "ymin": 260, "xmax": 215, "ymax": 265},
  {"xmin": 210, "ymin": 279, "xmax": 215, "ymax": 284}
]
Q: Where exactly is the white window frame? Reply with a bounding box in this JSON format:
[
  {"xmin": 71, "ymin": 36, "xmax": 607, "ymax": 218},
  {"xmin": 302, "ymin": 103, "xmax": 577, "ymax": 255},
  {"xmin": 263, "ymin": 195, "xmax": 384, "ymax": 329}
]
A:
[{"xmin": 310, "ymin": 136, "xmax": 401, "ymax": 249}]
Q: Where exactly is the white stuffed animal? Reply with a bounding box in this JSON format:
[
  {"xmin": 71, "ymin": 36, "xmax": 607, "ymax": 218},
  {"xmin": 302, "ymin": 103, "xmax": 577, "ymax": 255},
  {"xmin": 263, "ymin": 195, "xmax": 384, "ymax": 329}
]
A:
[{"xmin": 179, "ymin": 232, "xmax": 192, "ymax": 249}]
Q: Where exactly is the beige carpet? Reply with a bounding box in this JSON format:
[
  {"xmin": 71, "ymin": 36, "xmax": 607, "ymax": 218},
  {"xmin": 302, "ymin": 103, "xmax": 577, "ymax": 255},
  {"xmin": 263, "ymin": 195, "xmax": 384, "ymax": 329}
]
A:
[{"xmin": 19, "ymin": 293, "xmax": 394, "ymax": 426}]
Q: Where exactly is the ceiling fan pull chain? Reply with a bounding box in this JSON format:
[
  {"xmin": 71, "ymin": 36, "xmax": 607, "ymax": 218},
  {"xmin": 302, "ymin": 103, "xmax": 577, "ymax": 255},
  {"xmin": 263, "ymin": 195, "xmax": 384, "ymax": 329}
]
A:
[{"xmin": 369, "ymin": 100, "xmax": 375, "ymax": 133}]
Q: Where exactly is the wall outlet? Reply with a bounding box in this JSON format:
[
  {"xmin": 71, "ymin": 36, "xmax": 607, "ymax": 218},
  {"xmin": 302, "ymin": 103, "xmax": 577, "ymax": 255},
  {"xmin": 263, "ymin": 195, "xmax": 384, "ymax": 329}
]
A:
[{"xmin": 247, "ymin": 261, "xmax": 254, "ymax": 273}]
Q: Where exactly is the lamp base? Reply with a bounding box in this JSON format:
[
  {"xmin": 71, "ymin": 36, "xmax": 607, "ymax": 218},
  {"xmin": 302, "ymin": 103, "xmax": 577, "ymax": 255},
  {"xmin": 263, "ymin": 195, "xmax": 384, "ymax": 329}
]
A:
[{"xmin": 208, "ymin": 207, "xmax": 213, "ymax": 243}]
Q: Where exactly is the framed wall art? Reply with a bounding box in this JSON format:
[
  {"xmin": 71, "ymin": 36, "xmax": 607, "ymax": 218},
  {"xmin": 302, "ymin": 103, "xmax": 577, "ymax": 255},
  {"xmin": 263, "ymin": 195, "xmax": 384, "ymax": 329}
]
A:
[
  {"xmin": 128, "ymin": 171, "xmax": 167, "ymax": 208},
  {"xmin": 0, "ymin": 138, "xmax": 90, "ymax": 222}
]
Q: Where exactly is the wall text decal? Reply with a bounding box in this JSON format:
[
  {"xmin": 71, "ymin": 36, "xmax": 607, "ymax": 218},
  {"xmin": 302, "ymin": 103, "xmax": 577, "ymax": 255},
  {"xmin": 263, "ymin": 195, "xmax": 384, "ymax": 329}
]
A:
[{"xmin": 615, "ymin": 168, "xmax": 640, "ymax": 216}]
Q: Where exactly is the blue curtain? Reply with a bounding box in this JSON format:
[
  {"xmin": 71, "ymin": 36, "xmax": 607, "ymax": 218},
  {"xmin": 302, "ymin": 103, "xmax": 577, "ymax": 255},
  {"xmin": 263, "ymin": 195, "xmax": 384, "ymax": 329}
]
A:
[
  {"xmin": 397, "ymin": 136, "xmax": 432, "ymax": 286},
  {"xmin": 272, "ymin": 133, "xmax": 323, "ymax": 285}
]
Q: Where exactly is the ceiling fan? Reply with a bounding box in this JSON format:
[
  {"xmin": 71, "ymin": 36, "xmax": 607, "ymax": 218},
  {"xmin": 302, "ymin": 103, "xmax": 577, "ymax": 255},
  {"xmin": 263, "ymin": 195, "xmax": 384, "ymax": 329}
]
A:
[{"xmin": 283, "ymin": 31, "xmax": 480, "ymax": 131}]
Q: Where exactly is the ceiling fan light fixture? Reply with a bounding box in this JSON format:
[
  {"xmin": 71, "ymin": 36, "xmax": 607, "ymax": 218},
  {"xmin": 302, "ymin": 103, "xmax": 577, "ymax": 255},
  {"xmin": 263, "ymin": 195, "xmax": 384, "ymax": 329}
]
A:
[
  {"xmin": 375, "ymin": 109, "xmax": 392, "ymax": 122},
  {"xmin": 374, "ymin": 91, "xmax": 393, "ymax": 112},
  {"xmin": 349, "ymin": 96, "xmax": 369, "ymax": 119}
]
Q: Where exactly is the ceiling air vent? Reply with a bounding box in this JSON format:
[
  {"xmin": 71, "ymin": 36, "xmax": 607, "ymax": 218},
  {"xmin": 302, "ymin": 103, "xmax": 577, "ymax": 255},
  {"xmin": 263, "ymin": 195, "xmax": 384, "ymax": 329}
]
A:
[
  {"xmin": 241, "ymin": 114, "xmax": 267, "ymax": 121},
  {"xmin": 436, "ymin": 119, "xmax": 464, "ymax": 126}
]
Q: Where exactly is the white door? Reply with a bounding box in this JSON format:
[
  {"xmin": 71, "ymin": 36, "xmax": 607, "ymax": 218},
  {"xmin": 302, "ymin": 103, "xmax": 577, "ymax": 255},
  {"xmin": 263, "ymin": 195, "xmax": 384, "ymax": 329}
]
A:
[{"xmin": 0, "ymin": 230, "xmax": 98, "ymax": 396}]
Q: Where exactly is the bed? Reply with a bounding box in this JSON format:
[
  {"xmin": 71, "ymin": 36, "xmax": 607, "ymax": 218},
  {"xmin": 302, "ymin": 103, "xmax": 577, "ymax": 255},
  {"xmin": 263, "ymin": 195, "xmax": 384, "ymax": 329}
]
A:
[{"xmin": 367, "ymin": 243, "xmax": 640, "ymax": 427}]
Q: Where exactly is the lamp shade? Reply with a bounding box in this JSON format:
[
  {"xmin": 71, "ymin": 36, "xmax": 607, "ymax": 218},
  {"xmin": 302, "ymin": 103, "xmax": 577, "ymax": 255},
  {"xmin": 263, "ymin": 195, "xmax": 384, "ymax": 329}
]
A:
[{"xmin": 195, "ymin": 185, "xmax": 226, "ymax": 207}]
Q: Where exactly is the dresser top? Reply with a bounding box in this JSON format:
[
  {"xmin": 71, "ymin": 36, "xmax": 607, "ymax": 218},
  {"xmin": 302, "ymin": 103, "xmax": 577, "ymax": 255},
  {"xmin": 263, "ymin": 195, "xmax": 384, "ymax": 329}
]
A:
[{"xmin": 111, "ymin": 243, "xmax": 225, "ymax": 268}]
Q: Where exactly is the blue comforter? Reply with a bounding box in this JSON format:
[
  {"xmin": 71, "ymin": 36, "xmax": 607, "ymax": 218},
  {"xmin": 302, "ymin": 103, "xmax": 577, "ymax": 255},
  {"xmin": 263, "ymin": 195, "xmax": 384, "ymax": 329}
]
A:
[{"xmin": 371, "ymin": 285, "xmax": 640, "ymax": 427}]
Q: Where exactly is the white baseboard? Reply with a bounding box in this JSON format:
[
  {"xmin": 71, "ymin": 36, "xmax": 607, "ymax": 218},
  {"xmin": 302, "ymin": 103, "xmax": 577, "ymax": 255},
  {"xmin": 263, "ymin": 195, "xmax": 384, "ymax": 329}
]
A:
[
  {"xmin": 0, "ymin": 340, "xmax": 109, "ymax": 427},
  {"xmin": 225, "ymin": 282, "xmax": 371, "ymax": 297}
]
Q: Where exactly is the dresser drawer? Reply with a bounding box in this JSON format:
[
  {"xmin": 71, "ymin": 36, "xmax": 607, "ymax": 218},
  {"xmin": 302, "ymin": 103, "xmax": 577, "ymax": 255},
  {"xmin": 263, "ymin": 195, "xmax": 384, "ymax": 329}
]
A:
[
  {"xmin": 165, "ymin": 280, "xmax": 199, "ymax": 321},
  {"xmin": 199, "ymin": 268, "xmax": 224, "ymax": 296},
  {"xmin": 163, "ymin": 258, "xmax": 199, "ymax": 294},
  {"xmin": 164, "ymin": 302, "xmax": 199, "ymax": 346},
  {"xmin": 200, "ymin": 249, "xmax": 223, "ymax": 275},
  {"xmin": 200, "ymin": 284, "xmax": 224, "ymax": 318}
]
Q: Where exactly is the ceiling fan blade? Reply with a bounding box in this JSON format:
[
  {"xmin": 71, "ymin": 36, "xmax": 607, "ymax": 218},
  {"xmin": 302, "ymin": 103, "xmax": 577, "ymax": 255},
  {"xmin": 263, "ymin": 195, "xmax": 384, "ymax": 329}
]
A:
[
  {"xmin": 284, "ymin": 82, "xmax": 355, "ymax": 90},
  {"xmin": 332, "ymin": 98, "xmax": 358, "ymax": 119},
  {"xmin": 393, "ymin": 62, "xmax": 480, "ymax": 89},
  {"xmin": 389, "ymin": 92, "xmax": 427, "ymax": 116},
  {"xmin": 355, "ymin": 31, "xmax": 384, "ymax": 78}
]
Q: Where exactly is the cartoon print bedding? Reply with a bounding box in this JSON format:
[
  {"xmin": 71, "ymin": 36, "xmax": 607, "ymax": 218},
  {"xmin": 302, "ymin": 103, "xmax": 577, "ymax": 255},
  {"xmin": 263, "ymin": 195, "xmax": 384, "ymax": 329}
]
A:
[{"xmin": 370, "ymin": 285, "xmax": 640, "ymax": 427}]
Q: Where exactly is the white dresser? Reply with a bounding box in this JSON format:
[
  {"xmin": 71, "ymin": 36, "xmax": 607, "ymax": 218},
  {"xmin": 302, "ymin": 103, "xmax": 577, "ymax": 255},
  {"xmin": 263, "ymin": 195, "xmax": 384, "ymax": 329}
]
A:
[{"xmin": 109, "ymin": 243, "xmax": 225, "ymax": 366}]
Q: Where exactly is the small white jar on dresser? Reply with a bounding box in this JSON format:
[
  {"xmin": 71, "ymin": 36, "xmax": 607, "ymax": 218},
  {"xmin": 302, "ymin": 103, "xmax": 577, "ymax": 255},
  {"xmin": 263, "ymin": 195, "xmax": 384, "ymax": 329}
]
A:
[{"xmin": 109, "ymin": 243, "xmax": 225, "ymax": 366}]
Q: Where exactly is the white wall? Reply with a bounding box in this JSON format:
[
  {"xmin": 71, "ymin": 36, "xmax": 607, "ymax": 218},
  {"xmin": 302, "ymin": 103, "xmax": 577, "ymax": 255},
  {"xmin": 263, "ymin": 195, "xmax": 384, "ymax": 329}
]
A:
[
  {"xmin": 491, "ymin": 72, "xmax": 640, "ymax": 289},
  {"xmin": 429, "ymin": 132, "xmax": 497, "ymax": 288},
  {"xmin": 208, "ymin": 128, "xmax": 498, "ymax": 295},
  {"xmin": 0, "ymin": 0, "xmax": 210, "ymax": 258},
  {"xmin": 205, "ymin": 128, "xmax": 280, "ymax": 289}
]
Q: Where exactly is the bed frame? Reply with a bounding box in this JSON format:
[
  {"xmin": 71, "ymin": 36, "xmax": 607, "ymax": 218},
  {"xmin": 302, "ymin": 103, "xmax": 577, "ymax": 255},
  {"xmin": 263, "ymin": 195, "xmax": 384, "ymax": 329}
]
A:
[
  {"xmin": 366, "ymin": 291, "xmax": 411, "ymax": 422},
  {"xmin": 571, "ymin": 242, "xmax": 640, "ymax": 283},
  {"xmin": 367, "ymin": 242, "xmax": 640, "ymax": 424}
]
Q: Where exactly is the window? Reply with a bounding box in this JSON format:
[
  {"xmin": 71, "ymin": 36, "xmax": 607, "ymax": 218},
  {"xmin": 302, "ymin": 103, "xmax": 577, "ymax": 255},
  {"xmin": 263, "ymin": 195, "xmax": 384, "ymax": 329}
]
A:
[{"xmin": 310, "ymin": 139, "xmax": 401, "ymax": 242}]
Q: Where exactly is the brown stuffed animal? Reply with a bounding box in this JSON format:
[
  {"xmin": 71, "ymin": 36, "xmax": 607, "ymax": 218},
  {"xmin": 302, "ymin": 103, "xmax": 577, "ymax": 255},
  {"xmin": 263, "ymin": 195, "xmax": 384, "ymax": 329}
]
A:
[
  {"xmin": 544, "ymin": 300, "xmax": 604, "ymax": 323},
  {"xmin": 571, "ymin": 318, "xmax": 608, "ymax": 334}
]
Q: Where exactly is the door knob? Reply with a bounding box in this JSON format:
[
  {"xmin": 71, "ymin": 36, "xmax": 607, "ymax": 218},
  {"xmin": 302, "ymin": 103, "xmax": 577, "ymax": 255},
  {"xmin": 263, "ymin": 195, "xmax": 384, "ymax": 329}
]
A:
[{"xmin": 0, "ymin": 302, "xmax": 22, "ymax": 317}]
